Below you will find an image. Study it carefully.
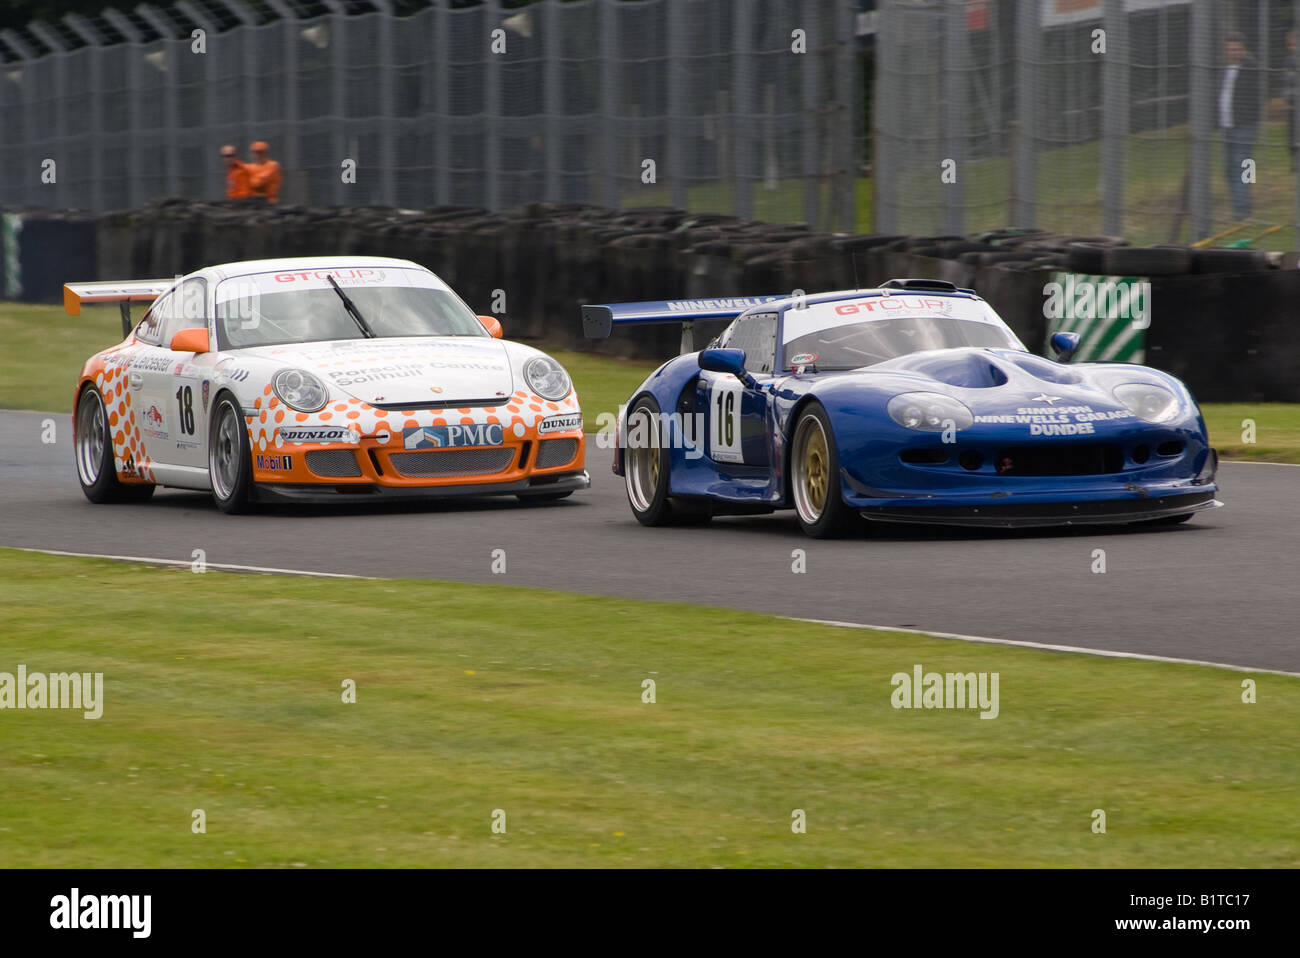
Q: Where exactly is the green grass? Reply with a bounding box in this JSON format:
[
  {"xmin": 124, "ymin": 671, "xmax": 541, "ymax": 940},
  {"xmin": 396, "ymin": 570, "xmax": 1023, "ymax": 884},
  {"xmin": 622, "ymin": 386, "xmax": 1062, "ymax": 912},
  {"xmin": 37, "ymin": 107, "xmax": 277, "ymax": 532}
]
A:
[
  {"xmin": 3, "ymin": 302, "xmax": 1295, "ymax": 462},
  {"xmin": 0, "ymin": 548, "xmax": 1296, "ymax": 868},
  {"xmin": 1199, "ymin": 403, "xmax": 1300, "ymax": 463}
]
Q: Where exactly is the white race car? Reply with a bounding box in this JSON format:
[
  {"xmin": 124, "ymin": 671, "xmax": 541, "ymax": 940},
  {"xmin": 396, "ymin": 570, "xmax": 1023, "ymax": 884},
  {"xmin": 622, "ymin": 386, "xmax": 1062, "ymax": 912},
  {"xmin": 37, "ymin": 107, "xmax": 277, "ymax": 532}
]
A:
[{"xmin": 65, "ymin": 256, "xmax": 588, "ymax": 512}]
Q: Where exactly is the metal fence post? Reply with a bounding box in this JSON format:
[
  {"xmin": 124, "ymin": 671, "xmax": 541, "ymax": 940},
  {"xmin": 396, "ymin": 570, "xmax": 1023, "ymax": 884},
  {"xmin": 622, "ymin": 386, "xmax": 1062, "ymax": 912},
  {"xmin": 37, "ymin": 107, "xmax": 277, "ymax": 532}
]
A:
[
  {"xmin": 64, "ymin": 15, "xmax": 105, "ymax": 209},
  {"xmin": 801, "ymin": 0, "xmax": 820, "ymax": 229},
  {"xmin": 320, "ymin": 1, "xmax": 348, "ymax": 205},
  {"xmin": 544, "ymin": 0, "xmax": 562, "ymax": 203},
  {"xmin": 266, "ymin": 0, "xmax": 299, "ymax": 205},
  {"xmin": 484, "ymin": 0, "xmax": 502, "ymax": 211},
  {"xmin": 599, "ymin": 0, "xmax": 620, "ymax": 210},
  {"xmin": 373, "ymin": 0, "xmax": 395, "ymax": 208},
  {"xmin": 667, "ymin": 0, "xmax": 687, "ymax": 210},
  {"xmin": 1101, "ymin": 0, "xmax": 1129, "ymax": 236},
  {"xmin": 732, "ymin": 0, "xmax": 754, "ymax": 221},
  {"xmin": 103, "ymin": 9, "xmax": 144, "ymax": 210},
  {"xmin": 873, "ymin": 5, "xmax": 894, "ymax": 233},
  {"xmin": 942, "ymin": 0, "xmax": 965, "ymax": 236},
  {"xmin": 832, "ymin": 0, "xmax": 856, "ymax": 232},
  {"xmin": 1188, "ymin": 0, "xmax": 1212, "ymax": 240},
  {"xmin": 28, "ymin": 24, "xmax": 68, "ymax": 209},
  {"xmin": 1013, "ymin": 0, "xmax": 1038, "ymax": 228},
  {"xmin": 177, "ymin": 1, "xmax": 219, "ymax": 202},
  {"xmin": 0, "ymin": 31, "xmax": 39, "ymax": 210},
  {"xmin": 434, "ymin": 0, "xmax": 449, "ymax": 207},
  {"xmin": 136, "ymin": 6, "xmax": 181, "ymax": 201}
]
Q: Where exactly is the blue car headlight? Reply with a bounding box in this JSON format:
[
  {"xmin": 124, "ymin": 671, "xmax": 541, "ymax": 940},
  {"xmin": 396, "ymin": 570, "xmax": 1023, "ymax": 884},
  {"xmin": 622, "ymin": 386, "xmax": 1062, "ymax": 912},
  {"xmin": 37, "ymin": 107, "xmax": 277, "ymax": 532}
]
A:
[
  {"xmin": 887, "ymin": 392, "xmax": 974, "ymax": 432},
  {"xmin": 1112, "ymin": 382, "xmax": 1179, "ymax": 423}
]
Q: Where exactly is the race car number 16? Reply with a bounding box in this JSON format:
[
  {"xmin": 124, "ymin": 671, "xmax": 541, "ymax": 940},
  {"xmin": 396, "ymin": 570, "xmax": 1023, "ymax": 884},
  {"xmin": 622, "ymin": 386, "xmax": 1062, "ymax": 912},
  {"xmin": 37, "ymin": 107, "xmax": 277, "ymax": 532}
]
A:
[{"xmin": 710, "ymin": 378, "xmax": 744, "ymax": 463}]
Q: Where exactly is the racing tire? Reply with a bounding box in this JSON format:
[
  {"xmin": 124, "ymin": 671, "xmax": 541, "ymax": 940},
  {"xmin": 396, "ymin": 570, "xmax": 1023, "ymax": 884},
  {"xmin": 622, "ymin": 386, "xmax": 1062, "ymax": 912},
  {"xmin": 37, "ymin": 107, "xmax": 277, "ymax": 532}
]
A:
[
  {"xmin": 209, "ymin": 392, "xmax": 254, "ymax": 514},
  {"xmin": 1101, "ymin": 245, "xmax": 1193, "ymax": 276},
  {"xmin": 623, "ymin": 396, "xmax": 711, "ymax": 527},
  {"xmin": 74, "ymin": 385, "xmax": 156, "ymax": 504},
  {"xmin": 789, "ymin": 403, "xmax": 861, "ymax": 539}
]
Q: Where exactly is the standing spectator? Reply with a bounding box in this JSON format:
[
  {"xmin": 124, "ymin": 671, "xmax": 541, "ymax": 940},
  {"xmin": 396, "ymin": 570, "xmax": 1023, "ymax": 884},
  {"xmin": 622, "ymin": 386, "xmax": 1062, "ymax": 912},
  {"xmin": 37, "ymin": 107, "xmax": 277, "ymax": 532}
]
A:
[
  {"xmin": 221, "ymin": 145, "xmax": 252, "ymax": 199},
  {"xmin": 247, "ymin": 141, "xmax": 284, "ymax": 204},
  {"xmin": 1284, "ymin": 30, "xmax": 1297, "ymax": 173},
  {"xmin": 1218, "ymin": 32, "xmax": 1262, "ymax": 221}
]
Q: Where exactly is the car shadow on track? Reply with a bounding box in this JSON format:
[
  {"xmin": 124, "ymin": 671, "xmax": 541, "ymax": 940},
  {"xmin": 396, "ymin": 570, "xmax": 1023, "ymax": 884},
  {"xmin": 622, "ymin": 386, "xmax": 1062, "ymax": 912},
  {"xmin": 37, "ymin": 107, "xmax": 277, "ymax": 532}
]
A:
[
  {"xmin": 705, "ymin": 511, "xmax": 1216, "ymax": 542},
  {"xmin": 144, "ymin": 489, "xmax": 583, "ymax": 520}
]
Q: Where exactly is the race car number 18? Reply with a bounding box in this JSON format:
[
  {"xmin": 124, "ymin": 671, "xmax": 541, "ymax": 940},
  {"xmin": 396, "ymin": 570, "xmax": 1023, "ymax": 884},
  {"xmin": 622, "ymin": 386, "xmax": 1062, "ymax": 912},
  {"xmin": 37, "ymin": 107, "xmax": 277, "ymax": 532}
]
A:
[{"xmin": 709, "ymin": 378, "xmax": 744, "ymax": 463}]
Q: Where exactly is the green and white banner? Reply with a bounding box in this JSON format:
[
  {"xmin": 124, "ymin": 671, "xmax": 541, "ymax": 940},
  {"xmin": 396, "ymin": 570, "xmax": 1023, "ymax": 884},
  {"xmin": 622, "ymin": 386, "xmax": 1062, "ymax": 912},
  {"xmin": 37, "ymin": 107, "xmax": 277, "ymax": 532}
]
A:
[{"xmin": 1042, "ymin": 271, "xmax": 1149, "ymax": 364}]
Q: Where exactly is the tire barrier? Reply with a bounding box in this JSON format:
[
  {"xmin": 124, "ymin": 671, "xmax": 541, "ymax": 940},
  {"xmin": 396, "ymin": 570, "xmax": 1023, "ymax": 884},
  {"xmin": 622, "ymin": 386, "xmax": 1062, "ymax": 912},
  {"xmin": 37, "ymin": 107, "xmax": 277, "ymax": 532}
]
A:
[{"xmin": 2, "ymin": 200, "xmax": 1296, "ymax": 399}]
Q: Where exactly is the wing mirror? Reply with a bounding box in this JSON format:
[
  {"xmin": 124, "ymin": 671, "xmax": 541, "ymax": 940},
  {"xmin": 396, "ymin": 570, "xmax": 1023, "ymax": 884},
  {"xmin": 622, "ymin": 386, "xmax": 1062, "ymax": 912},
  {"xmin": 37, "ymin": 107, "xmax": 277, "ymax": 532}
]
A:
[
  {"xmin": 478, "ymin": 315, "xmax": 503, "ymax": 338},
  {"xmin": 1050, "ymin": 331, "xmax": 1080, "ymax": 363},
  {"xmin": 170, "ymin": 327, "xmax": 210, "ymax": 353},
  {"xmin": 699, "ymin": 347, "xmax": 747, "ymax": 378}
]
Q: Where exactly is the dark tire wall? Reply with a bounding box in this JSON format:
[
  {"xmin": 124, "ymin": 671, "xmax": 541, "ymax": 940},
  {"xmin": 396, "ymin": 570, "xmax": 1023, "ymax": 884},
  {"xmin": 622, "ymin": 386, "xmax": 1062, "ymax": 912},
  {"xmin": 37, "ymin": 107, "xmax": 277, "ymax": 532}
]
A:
[{"xmin": 3, "ymin": 199, "xmax": 1297, "ymax": 400}]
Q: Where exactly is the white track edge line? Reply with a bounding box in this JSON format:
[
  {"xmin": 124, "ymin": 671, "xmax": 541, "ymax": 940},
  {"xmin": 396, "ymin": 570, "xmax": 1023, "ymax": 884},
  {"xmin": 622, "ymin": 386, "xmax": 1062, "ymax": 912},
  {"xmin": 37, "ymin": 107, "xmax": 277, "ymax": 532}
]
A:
[
  {"xmin": 13, "ymin": 546, "xmax": 1299, "ymax": 677},
  {"xmin": 12, "ymin": 546, "xmax": 373, "ymax": 579},
  {"xmin": 786, "ymin": 616, "xmax": 1300, "ymax": 678}
]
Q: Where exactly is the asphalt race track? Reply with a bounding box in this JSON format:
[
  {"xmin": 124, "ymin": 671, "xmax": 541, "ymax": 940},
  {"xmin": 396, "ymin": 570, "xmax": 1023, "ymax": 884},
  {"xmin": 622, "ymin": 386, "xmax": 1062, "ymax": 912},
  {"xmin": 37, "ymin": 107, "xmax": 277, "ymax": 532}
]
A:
[{"xmin": 2, "ymin": 410, "xmax": 1296, "ymax": 672}]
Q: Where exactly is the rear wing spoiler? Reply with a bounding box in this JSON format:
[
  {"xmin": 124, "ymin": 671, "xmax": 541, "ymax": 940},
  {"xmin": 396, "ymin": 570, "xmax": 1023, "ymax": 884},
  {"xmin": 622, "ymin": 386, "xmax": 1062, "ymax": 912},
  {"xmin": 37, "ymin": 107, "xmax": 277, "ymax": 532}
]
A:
[
  {"xmin": 64, "ymin": 279, "xmax": 174, "ymax": 335},
  {"xmin": 581, "ymin": 295, "xmax": 785, "ymax": 352}
]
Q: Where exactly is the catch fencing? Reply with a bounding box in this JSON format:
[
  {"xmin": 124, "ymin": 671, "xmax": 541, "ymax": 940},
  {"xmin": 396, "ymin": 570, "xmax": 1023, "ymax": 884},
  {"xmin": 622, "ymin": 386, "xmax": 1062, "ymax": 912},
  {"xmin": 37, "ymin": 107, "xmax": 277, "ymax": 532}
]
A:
[
  {"xmin": 875, "ymin": 0, "xmax": 1300, "ymax": 247},
  {"xmin": 0, "ymin": 0, "xmax": 859, "ymax": 231}
]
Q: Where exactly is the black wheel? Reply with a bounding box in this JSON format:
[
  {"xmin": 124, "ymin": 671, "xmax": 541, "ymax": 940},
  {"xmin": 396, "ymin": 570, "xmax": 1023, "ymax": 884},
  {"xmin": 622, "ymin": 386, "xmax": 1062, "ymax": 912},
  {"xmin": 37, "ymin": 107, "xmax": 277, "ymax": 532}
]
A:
[
  {"xmin": 516, "ymin": 491, "xmax": 573, "ymax": 503},
  {"xmin": 209, "ymin": 393, "xmax": 253, "ymax": 514},
  {"xmin": 74, "ymin": 385, "xmax": 155, "ymax": 504},
  {"xmin": 623, "ymin": 396, "xmax": 711, "ymax": 527},
  {"xmin": 789, "ymin": 403, "xmax": 861, "ymax": 539}
]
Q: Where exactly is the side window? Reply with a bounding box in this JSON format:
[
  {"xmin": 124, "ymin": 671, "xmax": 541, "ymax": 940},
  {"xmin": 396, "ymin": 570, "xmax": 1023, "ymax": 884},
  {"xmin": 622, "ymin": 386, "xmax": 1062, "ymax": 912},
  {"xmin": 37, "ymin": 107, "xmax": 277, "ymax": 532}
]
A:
[
  {"xmin": 719, "ymin": 313, "xmax": 777, "ymax": 374},
  {"xmin": 135, "ymin": 290, "xmax": 176, "ymax": 346},
  {"xmin": 159, "ymin": 277, "xmax": 208, "ymax": 347}
]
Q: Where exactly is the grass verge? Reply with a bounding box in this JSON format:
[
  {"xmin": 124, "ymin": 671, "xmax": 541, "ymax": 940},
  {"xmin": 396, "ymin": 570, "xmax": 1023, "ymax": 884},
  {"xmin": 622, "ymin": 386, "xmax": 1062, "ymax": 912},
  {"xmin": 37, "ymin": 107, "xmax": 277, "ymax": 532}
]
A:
[{"xmin": 0, "ymin": 548, "xmax": 1297, "ymax": 867}]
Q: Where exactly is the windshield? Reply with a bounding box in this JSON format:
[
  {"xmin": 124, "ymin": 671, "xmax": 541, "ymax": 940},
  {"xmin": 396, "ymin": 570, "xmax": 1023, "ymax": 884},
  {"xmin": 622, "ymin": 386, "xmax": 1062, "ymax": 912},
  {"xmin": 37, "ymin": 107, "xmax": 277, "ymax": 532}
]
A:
[
  {"xmin": 215, "ymin": 267, "xmax": 486, "ymax": 349},
  {"xmin": 783, "ymin": 316, "xmax": 1021, "ymax": 370}
]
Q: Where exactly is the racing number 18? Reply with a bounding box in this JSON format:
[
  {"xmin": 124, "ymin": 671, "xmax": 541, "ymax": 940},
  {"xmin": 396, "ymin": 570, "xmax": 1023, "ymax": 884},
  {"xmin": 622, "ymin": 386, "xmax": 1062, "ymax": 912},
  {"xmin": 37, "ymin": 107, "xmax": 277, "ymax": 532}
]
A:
[{"xmin": 175, "ymin": 385, "xmax": 196, "ymax": 436}]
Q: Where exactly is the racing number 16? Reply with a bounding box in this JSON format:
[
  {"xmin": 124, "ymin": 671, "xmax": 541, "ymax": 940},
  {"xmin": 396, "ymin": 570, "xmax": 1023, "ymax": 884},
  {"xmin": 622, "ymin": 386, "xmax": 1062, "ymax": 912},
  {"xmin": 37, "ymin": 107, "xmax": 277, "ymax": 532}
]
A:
[
  {"xmin": 715, "ymin": 390, "xmax": 735, "ymax": 446},
  {"xmin": 175, "ymin": 385, "xmax": 196, "ymax": 436},
  {"xmin": 709, "ymin": 378, "xmax": 744, "ymax": 463}
]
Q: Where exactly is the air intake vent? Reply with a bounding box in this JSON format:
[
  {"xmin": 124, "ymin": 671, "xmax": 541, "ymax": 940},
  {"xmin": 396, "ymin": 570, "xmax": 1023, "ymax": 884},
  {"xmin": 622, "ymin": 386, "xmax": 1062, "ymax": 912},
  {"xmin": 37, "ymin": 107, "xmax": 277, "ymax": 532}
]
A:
[
  {"xmin": 306, "ymin": 450, "xmax": 362, "ymax": 477},
  {"xmin": 392, "ymin": 448, "xmax": 515, "ymax": 478},
  {"xmin": 536, "ymin": 438, "xmax": 578, "ymax": 469}
]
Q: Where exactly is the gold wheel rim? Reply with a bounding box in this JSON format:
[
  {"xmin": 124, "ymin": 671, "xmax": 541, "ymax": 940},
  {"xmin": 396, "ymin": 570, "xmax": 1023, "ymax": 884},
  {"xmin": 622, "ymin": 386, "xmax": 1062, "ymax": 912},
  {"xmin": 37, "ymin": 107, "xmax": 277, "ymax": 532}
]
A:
[{"xmin": 803, "ymin": 426, "xmax": 828, "ymax": 515}]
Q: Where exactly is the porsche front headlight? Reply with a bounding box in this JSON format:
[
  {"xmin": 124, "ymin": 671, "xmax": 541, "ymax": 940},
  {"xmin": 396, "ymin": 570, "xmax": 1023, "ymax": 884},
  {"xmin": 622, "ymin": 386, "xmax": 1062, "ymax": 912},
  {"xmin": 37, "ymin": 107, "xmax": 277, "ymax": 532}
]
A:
[
  {"xmin": 887, "ymin": 392, "xmax": 974, "ymax": 432},
  {"xmin": 524, "ymin": 356, "xmax": 572, "ymax": 401},
  {"xmin": 272, "ymin": 368, "xmax": 329, "ymax": 413},
  {"xmin": 1112, "ymin": 382, "xmax": 1179, "ymax": 423}
]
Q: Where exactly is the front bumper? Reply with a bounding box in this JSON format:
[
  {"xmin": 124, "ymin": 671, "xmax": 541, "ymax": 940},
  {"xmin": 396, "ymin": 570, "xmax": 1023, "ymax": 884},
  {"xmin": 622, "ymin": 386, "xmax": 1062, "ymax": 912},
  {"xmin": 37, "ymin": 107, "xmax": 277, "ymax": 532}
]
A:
[
  {"xmin": 859, "ymin": 488, "xmax": 1220, "ymax": 528},
  {"xmin": 254, "ymin": 469, "xmax": 590, "ymax": 503}
]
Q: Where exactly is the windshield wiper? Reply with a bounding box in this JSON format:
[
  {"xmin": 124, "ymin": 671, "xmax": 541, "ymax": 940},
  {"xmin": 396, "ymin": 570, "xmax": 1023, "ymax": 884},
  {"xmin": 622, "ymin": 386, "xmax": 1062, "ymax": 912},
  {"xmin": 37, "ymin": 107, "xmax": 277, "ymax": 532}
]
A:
[{"xmin": 327, "ymin": 275, "xmax": 375, "ymax": 339}]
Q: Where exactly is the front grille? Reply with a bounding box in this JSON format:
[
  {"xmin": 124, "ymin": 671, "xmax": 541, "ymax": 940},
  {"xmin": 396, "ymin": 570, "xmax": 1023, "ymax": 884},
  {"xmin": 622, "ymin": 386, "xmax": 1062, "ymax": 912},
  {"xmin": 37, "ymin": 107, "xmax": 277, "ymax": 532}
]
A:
[
  {"xmin": 535, "ymin": 438, "xmax": 578, "ymax": 469},
  {"xmin": 993, "ymin": 444, "xmax": 1123, "ymax": 477},
  {"xmin": 306, "ymin": 450, "xmax": 362, "ymax": 477},
  {"xmin": 391, "ymin": 447, "xmax": 515, "ymax": 478}
]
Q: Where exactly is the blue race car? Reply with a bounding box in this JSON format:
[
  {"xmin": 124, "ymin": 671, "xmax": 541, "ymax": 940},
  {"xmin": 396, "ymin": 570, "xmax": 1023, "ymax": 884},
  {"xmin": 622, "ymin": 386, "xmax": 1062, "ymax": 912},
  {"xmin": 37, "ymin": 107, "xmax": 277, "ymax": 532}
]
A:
[{"xmin": 582, "ymin": 279, "xmax": 1220, "ymax": 538}]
